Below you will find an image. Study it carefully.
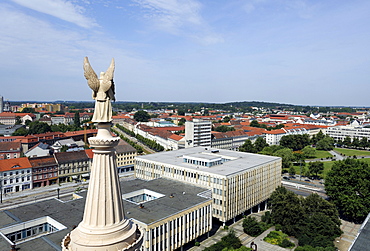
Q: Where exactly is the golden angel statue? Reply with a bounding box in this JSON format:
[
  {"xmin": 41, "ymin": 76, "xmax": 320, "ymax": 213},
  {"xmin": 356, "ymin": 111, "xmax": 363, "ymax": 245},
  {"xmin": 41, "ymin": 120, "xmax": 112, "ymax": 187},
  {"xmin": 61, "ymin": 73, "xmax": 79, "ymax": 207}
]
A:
[{"xmin": 83, "ymin": 57, "xmax": 115, "ymax": 123}]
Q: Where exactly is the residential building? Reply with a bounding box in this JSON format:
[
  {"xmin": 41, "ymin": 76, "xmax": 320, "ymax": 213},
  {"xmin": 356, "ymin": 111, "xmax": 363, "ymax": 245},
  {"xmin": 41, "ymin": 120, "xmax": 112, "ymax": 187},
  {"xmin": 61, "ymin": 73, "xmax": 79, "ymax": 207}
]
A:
[
  {"xmin": 264, "ymin": 127, "xmax": 309, "ymax": 145},
  {"xmin": 0, "ymin": 157, "xmax": 33, "ymax": 194},
  {"xmin": 211, "ymin": 130, "xmax": 257, "ymax": 150},
  {"xmin": 54, "ymin": 150, "xmax": 90, "ymax": 183},
  {"xmin": 29, "ymin": 156, "xmax": 58, "ymax": 187},
  {"xmin": 134, "ymin": 124, "xmax": 185, "ymax": 150},
  {"xmin": 24, "ymin": 142, "xmax": 52, "ymax": 158},
  {"xmin": 326, "ymin": 125, "xmax": 370, "ymax": 141},
  {"xmin": 51, "ymin": 138, "xmax": 84, "ymax": 153},
  {"xmin": 0, "ymin": 141, "xmax": 22, "ymax": 160},
  {"xmin": 114, "ymin": 139, "xmax": 137, "ymax": 173},
  {"xmin": 135, "ymin": 147, "xmax": 281, "ymax": 223},
  {"xmin": 184, "ymin": 119, "xmax": 212, "ymax": 148}
]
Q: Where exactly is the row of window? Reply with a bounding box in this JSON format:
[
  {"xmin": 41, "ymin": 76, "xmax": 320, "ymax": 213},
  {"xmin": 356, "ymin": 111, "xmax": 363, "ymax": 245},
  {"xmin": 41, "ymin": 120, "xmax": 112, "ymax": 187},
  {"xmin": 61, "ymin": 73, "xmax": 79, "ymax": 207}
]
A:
[
  {"xmin": 3, "ymin": 176, "xmax": 31, "ymax": 184},
  {"xmin": 3, "ymin": 169, "xmax": 31, "ymax": 176}
]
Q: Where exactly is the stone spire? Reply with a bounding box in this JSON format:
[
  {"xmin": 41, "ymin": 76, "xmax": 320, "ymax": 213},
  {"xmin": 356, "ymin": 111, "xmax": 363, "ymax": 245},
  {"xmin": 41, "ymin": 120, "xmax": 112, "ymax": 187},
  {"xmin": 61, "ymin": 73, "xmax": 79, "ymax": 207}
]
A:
[{"xmin": 61, "ymin": 59, "xmax": 142, "ymax": 251}]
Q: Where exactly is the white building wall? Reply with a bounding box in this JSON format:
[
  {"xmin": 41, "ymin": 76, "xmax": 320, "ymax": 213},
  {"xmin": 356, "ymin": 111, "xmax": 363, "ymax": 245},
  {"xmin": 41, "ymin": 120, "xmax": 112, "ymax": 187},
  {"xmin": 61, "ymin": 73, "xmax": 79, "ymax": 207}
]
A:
[
  {"xmin": 134, "ymin": 202, "xmax": 212, "ymax": 251},
  {"xmin": 327, "ymin": 125, "xmax": 370, "ymax": 141},
  {"xmin": 135, "ymin": 151, "xmax": 281, "ymax": 223},
  {"xmin": 185, "ymin": 120, "xmax": 211, "ymax": 148},
  {"xmin": 1, "ymin": 168, "xmax": 33, "ymax": 194}
]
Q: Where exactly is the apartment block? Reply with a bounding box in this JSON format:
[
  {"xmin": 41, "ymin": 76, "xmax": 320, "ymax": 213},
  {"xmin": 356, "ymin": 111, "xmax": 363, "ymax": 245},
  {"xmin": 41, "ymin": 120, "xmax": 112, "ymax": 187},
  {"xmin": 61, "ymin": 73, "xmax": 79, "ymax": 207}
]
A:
[{"xmin": 185, "ymin": 119, "xmax": 212, "ymax": 148}]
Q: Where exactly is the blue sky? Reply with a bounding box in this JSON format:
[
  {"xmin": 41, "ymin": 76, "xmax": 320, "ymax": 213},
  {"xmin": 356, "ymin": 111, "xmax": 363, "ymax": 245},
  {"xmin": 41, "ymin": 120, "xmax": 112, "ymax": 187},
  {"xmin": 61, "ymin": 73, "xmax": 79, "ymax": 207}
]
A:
[{"xmin": 1, "ymin": 0, "xmax": 369, "ymax": 106}]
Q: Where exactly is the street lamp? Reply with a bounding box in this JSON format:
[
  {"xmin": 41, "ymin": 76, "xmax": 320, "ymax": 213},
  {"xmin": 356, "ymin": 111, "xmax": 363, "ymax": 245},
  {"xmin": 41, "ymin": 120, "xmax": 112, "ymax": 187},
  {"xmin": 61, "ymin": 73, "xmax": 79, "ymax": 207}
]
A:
[{"xmin": 57, "ymin": 188, "xmax": 60, "ymax": 199}]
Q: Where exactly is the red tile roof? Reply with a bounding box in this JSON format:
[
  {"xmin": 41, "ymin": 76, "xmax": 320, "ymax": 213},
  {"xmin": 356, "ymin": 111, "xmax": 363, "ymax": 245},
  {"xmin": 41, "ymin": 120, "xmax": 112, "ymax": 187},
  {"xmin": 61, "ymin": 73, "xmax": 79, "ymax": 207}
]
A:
[
  {"xmin": 169, "ymin": 134, "xmax": 183, "ymax": 141},
  {"xmin": 29, "ymin": 156, "xmax": 57, "ymax": 167},
  {"xmin": 85, "ymin": 149, "xmax": 94, "ymax": 159},
  {"xmin": 0, "ymin": 157, "xmax": 32, "ymax": 171}
]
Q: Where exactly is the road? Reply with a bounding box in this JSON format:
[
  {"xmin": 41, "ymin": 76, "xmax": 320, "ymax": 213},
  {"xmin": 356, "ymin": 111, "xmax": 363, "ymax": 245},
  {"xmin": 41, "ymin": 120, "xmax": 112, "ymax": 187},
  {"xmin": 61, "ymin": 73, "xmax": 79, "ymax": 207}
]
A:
[
  {"xmin": 113, "ymin": 126, "xmax": 156, "ymax": 154},
  {"xmin": 0, "ymin": 173, "xmax": 134, "ymax": 211},
  {"xmin": 282, "ymin": 180, "xmax": 328, "ymax": 199}
]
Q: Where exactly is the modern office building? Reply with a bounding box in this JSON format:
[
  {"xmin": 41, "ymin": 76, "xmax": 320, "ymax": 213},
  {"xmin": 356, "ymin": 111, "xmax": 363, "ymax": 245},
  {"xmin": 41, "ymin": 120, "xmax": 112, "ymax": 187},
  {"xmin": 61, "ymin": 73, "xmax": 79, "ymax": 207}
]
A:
[
  {"xmin": 135, "ymin": 147, "xmax": 282, "ymax": 223},
  {"xmin": 185, "ymin": 119, "xmax": 212, "ymax": 148},
  {"xmin": 0, "ymin": 178, "xmax": 211, "ymax": 251}
]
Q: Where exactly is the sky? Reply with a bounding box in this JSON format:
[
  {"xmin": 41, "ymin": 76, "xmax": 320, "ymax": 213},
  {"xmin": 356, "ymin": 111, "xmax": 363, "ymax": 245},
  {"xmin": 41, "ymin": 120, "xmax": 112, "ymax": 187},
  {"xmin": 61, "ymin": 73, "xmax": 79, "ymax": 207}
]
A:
[{"xmin": 1, "ymin": 0, "xmax": 369, "ymax": 107}]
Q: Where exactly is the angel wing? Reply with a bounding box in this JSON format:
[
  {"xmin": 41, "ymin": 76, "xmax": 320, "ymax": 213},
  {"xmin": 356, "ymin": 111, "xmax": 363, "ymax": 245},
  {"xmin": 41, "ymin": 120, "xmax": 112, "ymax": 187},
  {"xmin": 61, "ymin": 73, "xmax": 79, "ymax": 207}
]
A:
[
  {"xmin": 83, "ymin": 57, "xmax": 99, "ymax": 93},
  {"xmin": 101, "ymin": 58, "xmax": 115, "ymax": 101}
]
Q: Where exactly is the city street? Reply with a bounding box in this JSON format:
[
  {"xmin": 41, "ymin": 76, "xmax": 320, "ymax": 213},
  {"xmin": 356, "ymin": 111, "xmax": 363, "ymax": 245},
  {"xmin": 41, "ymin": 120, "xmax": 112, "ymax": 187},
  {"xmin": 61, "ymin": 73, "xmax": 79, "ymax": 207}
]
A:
[{"xmin": 0, "ymin": 172, "xmax": 134, "ymax": 211}]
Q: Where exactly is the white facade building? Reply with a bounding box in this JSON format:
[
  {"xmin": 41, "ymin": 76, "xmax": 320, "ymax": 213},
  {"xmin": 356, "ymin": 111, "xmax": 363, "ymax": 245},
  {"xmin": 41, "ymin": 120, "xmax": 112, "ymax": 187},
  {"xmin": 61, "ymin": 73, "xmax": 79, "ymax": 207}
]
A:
[
  {"xmin": 264, "ymin": 128, "xmax": 309, "ymax": 145},
  {"xmin": 0, "ymin": 157, "xmax": 33, "ymax": 194},
  {"xmin": 326, "ymin": 125, "xmax": 370, "ymax": 141},
  {"xmin": 135, "ymin": 147, "xmax": 281, "ymax": 223},
  {"xmin": 185, "ymin": 119, "xmax": 212, "ymax": 148}
]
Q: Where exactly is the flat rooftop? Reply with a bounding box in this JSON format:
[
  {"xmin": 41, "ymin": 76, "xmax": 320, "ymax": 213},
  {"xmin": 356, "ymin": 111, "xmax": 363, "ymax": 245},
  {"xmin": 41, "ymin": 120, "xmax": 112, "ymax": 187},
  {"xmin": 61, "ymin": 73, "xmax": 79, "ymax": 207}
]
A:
[
  {"xmin": 136, "ymin": 147, "xmax": 281, "ymax": 176},
  {"xmin": 0, "ymin": 178, "xmax": 210, "ymax": 251}
]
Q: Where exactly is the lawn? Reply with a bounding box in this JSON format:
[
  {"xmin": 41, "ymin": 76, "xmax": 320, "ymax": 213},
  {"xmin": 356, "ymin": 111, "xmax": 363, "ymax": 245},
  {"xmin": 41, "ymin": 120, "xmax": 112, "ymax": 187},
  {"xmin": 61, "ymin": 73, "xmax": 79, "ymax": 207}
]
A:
[
  {"xmin": 291, "ymin": 161, "xmax": 334, "ymax": 179},
  {"xmin": 334, "ymin": 148, "xmax": 370, "ymax": 156},
  {"xmin": 313, "ymin": 150, "xmax": 333, "ymax": 159}
]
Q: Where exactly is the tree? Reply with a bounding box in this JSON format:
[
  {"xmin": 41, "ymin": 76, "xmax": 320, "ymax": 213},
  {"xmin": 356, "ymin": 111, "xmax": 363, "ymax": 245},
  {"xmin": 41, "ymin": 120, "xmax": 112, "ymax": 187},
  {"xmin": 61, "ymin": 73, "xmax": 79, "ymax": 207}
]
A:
[
  {"xmin": 274, "ymin": 148, "xmax": 294, "ymax": 170},
  {"xmin": 269, "ymin": 187, "xmax": 342, "ymax": 249},
  {"xmin": 289, "ymin": 166, "xmax": 296, "ymax": 175},
  {"xmin": 325, "ymin": 159, "xmax": 370, "ymax": 222},
  {"xmin": 21, "ymin": 107, "xmax": 35, "ymax": 113},
  {"xmin": 280, "ymin": 134, "xmax": 310, "ymax": 151},
  {"xmin": 302, "ymin": 146, "xmax": 316, "ymax": 158},
  {"xmin": 315, "ymin": 130, "xmax": 325, "ymax": 143},
  {"xmin": 28, "ymin": 121, "xmax": 51, "ymax": 134},
  {"xmin": 254, "ymin": 137, "xmax": 269, "ymax": 152},
  {"xmin": 74, "ymin": 111, "xmax": 81, "ymax": 128},
  {"xmin": 215, "ymin": 125, "xmax": 235, "ymax": 132},
  {"xmin": 308, "ymin": 161, "xmax": 324, "ymax": 178},
  {"xmin": 239, "ymin": 139, "xmax": 256, "ymax": 153},
  {"xmin": 242, "ymin": 216, "xmax": 263, "ymax": 237},
  {"xmin": 342, "ymin": 136, "xmax": 352, "ymax": 147},
  {"xmin": 316, "ymin": 136, "xmax": 334, "ymax": 151},
  {"xmin": 60, "ymin": 145, "xmax": 69, "ymax": 152},
  {"xmin": 15, "ymin": 116, "xmax": 22, "ymax": 125},
  {"xmin": 178, "ymin": 118, "xmax": 186, "ymax": 126},
  {"xmin": 259, "ymin": 145, "xmax": 284, "ymax": 156},
  {"xmin": 134, "ymin": 110, "xmax": 151, "ymax": 122},
  {"xmin": 250, "ymin": 120, "xmax": 260, "ymax": 128},
  {"xmin": 12, "ymin": 127, "xmax": 28, "ymax": 136},
  {"xmin": 223, "ymin": 116, "xmax": 231, "ymax": 123},
  {"xmin": 269, "ymin": 186, "xmax": 304, "ymax": 236},
  {"xmin": 352, "ymin": 137, "xmax": 360, "ymax": 149},
  {"xmin": 360, "ymin": 137, "xmax": 368, "ymax": 149}
]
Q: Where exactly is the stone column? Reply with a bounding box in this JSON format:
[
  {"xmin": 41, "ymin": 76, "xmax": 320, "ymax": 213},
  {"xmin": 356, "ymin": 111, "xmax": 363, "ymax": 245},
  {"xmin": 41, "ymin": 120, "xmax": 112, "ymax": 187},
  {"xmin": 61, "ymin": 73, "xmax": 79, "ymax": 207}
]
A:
[{"xmin": 62, "ymin": 123, "xmax": 142, "ymax": 251}]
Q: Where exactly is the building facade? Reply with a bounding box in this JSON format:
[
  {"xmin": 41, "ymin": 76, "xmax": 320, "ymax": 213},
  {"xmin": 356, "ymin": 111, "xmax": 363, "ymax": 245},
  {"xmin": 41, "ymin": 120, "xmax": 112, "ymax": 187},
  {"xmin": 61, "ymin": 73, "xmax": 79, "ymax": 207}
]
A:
[
  {"xmin": 185, "ymin": 120, "xmax": 212, "ymax": 148},
  {"xmin": 29, "ymin": 156, "xmax": 58, "ymax": 187},
  {"xmin": 0, "ymin": 157, "xmax": 33, "ymax": 194},
  {"xmin": 326, "ymin": 125, "xmax": 370, "ymax": 141},
  {"xmin": 135, "ymin": 147, "xmax": 281, "ymax": 223},
  {"xmin": 54, "ymin": 150, "xmax": 90, "ymax": 183},
  {"xmin": 0, "ymin": 141, "xmax": 22, "ymax": 160},
  {"xmin": 114, "ymin": 139, "xmax": 137, "ymax": 173}
]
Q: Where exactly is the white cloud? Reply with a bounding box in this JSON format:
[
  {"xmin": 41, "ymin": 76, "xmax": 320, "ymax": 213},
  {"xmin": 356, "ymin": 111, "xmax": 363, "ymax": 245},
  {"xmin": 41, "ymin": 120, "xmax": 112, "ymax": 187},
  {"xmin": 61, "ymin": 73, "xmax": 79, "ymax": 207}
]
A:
[
  {"xmin": 0, "ymin": 4, "xmax": 154, "ymax": 101},
  {"xmin": 10, "ymin": 0, "xmax": 97, "ymax": 28},
  {"xmin": 132, "ymin": 0, "xmax": 223, "ymax": 44}
]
